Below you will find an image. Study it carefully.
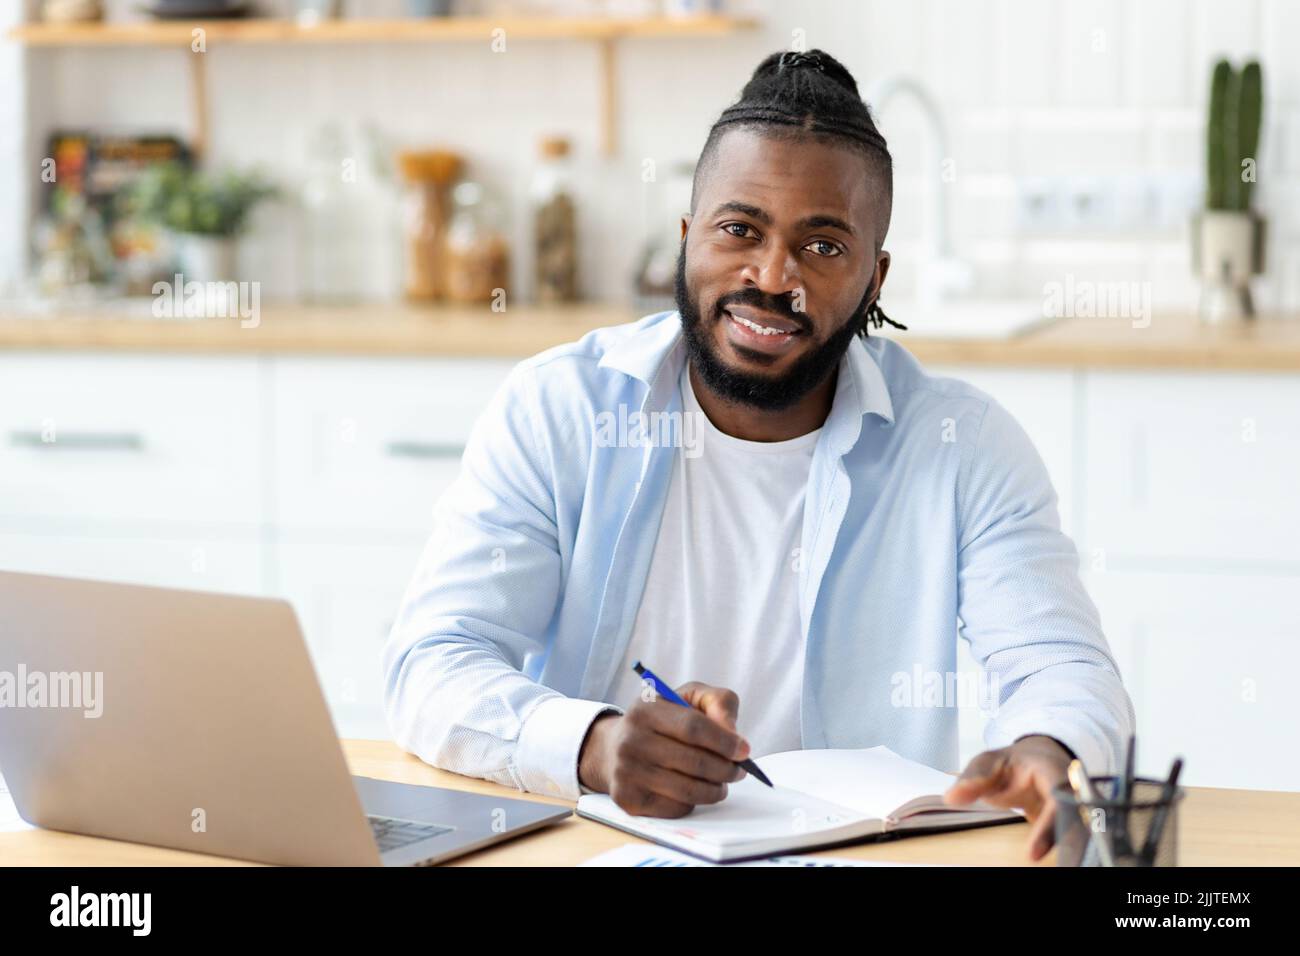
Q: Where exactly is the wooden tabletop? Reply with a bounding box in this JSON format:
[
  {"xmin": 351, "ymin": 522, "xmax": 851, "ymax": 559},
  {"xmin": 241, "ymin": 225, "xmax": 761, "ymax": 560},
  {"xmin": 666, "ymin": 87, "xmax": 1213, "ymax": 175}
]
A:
[
  {"xmin": 3, "ymin": 302, "xmax": 1300, "ymax": 370},
  {"xmin": 2, "ymin": 739, "xmax": 1296, "ymax": 866}
]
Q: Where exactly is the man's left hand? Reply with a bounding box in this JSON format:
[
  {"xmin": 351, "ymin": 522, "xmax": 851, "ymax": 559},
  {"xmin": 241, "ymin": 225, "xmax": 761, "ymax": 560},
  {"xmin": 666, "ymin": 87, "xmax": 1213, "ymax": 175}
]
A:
[{"xmin": 942, "ymin": 735, "xmax": 1073, "ymax": 862}]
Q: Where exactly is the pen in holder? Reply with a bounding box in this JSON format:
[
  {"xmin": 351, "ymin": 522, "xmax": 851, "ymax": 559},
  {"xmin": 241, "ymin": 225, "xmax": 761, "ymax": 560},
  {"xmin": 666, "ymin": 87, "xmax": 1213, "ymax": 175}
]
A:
[{"xmin": 1052, "ymin": 775, "xmax": 1185, "ymax": 867}]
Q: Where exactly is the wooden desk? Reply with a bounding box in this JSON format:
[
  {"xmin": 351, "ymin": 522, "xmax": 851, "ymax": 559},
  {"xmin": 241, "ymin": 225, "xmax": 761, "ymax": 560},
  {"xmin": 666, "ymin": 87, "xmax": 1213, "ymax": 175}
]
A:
[{"xmin": 2, "ymin": 739, "xmax": 1297, "ymax": 866}]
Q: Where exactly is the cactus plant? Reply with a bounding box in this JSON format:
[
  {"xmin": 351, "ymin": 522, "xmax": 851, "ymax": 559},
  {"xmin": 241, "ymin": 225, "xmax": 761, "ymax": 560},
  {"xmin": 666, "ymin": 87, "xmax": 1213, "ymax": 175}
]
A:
[
  {"xmin": 1236, "ymin": 61, "xmax": 1262, "ymax": 211},
  {"xmin": 1205, "ymin": 58, "xmax": 1264, "ymax": 212},
  {"xmin": 1207, "ymin": 59, "xmax": 1232, "ymax": 210}
]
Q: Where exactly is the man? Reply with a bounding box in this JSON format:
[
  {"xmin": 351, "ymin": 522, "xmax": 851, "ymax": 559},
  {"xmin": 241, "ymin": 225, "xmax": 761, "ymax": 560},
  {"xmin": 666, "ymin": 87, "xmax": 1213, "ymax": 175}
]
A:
[{"xmin": 383, "ymin": 49, "xmax": 1134, "ymax": 861}]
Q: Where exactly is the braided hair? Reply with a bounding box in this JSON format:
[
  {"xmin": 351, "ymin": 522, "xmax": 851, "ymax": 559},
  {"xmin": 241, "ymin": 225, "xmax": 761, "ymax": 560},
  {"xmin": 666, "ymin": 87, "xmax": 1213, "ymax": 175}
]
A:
[{"xmin": 692, "ymin": 49, "xmax": 905, "ymax": 334}]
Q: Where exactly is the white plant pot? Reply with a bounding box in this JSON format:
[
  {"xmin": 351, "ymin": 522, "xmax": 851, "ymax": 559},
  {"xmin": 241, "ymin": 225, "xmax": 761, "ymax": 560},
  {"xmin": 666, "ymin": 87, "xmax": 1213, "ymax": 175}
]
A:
[
  {"xmin": 173, "ymin": 233, "xmax": 237, "ymax": 285},
  {"xmin": 1192, "ymin": 211, "xmax": 1265, "ymax": 323},
  {"xmin": 165, "ymin": 233, "xmax": 241, "ymax": 319}
]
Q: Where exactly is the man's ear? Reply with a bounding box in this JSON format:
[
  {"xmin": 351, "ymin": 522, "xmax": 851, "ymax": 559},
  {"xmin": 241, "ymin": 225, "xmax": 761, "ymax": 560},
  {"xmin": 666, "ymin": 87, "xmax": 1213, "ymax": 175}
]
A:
[
  {"xmin": 680, "ymin": 214, "xmax": 691, "ymax": 241},
  {"xmin": 870, "ymin": 250, "xmax": 891, "ymax": 303}
]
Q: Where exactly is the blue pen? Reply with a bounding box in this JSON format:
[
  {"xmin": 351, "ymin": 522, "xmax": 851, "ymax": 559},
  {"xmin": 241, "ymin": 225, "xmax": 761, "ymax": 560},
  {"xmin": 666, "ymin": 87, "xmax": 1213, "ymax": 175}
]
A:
[{"xmin": 632, "ymin": 660, "xmax": 773, "ymax": 787}]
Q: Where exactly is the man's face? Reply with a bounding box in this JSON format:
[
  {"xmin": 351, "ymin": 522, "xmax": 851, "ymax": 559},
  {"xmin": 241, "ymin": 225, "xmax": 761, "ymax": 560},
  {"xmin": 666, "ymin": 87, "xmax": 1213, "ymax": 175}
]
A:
[{"xmin": 676, "ymin": 128, "xmax": 889, "ymax": 411}]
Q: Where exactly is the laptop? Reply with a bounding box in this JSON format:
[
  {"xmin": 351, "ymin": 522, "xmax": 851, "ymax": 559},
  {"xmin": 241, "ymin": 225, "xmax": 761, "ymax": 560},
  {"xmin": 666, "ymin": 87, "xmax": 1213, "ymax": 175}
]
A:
[{"xmin": 0, "ymin": 570, "xmax": 571, "ymax": 866}]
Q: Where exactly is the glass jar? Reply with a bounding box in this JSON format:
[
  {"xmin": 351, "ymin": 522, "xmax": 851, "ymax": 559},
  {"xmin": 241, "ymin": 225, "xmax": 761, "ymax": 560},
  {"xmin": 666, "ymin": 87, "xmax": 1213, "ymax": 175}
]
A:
[
  {"xmin": 398, "ymin": 149, "xmax": 463, "ymax": 301},
  {"xmin": 531, "ymin": 135, "xmax": 579, "ymax": 304},
  {"xmin": 444, "ymin": 181, "xmax": 511, "ymax": 305}
]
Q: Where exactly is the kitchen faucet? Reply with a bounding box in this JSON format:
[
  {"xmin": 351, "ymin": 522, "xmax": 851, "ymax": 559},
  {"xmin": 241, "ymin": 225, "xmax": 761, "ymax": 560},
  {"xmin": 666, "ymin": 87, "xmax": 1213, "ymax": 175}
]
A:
[{"xmin": 863, "ymin": 75, "xmax": 974, "ymax": 307}]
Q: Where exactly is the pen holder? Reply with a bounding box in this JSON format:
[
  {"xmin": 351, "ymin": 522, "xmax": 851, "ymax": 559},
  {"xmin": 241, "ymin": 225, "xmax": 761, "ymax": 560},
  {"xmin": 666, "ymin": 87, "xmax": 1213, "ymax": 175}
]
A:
[{"xmin": 1051, "ymin": 776, "xmax": 1185, "ymax": 867}]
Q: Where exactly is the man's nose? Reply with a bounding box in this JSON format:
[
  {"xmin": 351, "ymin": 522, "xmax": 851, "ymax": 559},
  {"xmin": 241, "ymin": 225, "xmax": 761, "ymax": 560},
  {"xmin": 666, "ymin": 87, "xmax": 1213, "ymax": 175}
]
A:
[{"xmin": 740, "ymin": 243, "xmax": 802, "ymax": 298}]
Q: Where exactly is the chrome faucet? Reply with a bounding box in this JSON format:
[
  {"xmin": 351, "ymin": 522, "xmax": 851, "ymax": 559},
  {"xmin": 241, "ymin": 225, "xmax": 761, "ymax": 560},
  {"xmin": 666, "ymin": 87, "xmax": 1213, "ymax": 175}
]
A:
[{"xmin": 863, "ymin": 75, "xmax": 973, "ymax": 306}]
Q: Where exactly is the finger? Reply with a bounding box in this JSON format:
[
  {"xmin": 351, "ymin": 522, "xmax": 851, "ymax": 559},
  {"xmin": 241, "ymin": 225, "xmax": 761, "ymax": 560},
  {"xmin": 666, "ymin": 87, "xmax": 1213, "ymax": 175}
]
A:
[
  {"xmin": 612, "ymin": 783, "xmax": 693, "ymax": 819},
  {"xmin": 633, "ymin": 729, "xmax": 747, "ymax": 784},
  {"xmin": 646, "ymin": 699, "xmax": 749, "ymax": 761},
  {"xmin": 677, "ymin": 682, "xmax": 741, "ymax": 730},
  {"xmin": 968, "ymin": 763, "xmax": 1045, "ymax": 816},
  {"xmin": 944, "ymin": 749, "xmax": 1011, "ymax": 804},
  {"xmin": 634, "ymin": 763, "xmax": 730, "ymax": 808},
  {"xmin": 1026, "ymin": 800, "xmax": 1058, "ymax": 861}
]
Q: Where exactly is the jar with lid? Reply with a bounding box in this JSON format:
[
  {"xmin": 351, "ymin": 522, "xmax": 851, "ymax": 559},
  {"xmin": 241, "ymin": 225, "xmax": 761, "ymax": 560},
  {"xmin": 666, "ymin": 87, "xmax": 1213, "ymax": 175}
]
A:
[
  {"xmin": 399, "ymin": 149, "xmax": 463, "ymax": 301},
  {"xmin": 531, "ymin": 135, "xmax": 579, "ymax": 303},
  {"xmin": 444, "ymin": 180, "xmax": 511, "ymax": 305}
]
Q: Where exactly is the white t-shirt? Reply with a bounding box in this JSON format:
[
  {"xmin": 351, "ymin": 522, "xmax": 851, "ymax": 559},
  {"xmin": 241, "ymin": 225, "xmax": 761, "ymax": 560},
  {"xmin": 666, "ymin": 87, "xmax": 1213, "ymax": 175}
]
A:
[{"xmin": 605, "ymin": 361, "xmax": 820, "ymax": 759}]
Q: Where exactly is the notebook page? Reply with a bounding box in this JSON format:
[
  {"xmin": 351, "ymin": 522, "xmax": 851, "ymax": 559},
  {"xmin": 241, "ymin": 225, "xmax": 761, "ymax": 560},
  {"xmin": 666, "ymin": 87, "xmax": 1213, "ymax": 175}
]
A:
[
  {"xmin": 754, "ymin": 746, "xmax": 959, "ymax": 819},
  {"xmin": 582, "ymin": 773, "xmax": 870, "ymax": 849}
]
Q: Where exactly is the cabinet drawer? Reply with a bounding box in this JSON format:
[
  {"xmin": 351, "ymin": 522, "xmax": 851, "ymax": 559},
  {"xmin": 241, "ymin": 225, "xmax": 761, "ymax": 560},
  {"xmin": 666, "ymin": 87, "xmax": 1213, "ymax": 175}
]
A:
[
  {"xmin": 1083, "ymin": 371, "xmax": 1300, "ymax": 563},
  {"xmin": 0, "ymin": 353, "xmax": 263, "ymax": 529},
  {"xmin": 271, "ymin": 357, "xmax": 514, "ymax": 535}
]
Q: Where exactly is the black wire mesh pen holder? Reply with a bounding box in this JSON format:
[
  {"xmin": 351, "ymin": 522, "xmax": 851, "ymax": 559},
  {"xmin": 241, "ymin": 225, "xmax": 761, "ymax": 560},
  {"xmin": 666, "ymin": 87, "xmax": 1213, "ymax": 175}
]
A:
[{"xmin": 1052, "ymin": 776, "xmax": 1185, "ymax": 867}]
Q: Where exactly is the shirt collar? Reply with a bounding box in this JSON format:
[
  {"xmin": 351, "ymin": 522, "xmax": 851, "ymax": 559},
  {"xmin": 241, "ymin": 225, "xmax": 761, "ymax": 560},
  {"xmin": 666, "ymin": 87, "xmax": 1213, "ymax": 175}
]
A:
[{"xmin": 599, "ymin": 310, "xmax": 895, "ymax": 427}]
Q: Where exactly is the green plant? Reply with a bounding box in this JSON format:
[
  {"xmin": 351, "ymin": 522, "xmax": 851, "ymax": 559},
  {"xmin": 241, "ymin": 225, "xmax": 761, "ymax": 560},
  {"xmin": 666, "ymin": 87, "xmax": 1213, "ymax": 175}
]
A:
[
  {"xmin": 125, "ymin": 162, "xmax": 277, "ymax": 237},
  {"xmin": 1205, "ymin": 58, "xmax": 1264, "ymax": 212}
]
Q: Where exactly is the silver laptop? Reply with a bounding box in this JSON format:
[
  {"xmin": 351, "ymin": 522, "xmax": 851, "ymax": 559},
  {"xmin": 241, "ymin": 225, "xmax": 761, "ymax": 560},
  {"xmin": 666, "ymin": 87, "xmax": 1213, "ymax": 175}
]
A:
[{"xmin": 0, "ymin": 570, "xmax": 570, "ymax": 866}]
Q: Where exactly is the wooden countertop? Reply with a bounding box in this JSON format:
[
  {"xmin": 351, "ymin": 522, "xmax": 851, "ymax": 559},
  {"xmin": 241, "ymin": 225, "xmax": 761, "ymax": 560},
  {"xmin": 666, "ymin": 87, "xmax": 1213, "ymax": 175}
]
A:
[
  {"xmin": 3, "ymin": 302, "xmax": 1300, "ymax": 370},
  {"xmin": 3, "ymin": 738, "xmax": 1296, "ymax": 866}
]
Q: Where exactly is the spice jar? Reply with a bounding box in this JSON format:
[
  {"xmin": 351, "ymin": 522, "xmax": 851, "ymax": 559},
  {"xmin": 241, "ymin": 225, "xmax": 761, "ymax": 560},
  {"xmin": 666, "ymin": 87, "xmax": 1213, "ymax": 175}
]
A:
[
  {"xmin": 531, "ymin": 135, "xmax": 579, "ymax": 303},
  {"xmin": 399, "ymin": 149, "xmax": 462, "ymax": 301},
  {"xmin": 444, "ymin": 181, "xmax": 511, "ymax": 305}
]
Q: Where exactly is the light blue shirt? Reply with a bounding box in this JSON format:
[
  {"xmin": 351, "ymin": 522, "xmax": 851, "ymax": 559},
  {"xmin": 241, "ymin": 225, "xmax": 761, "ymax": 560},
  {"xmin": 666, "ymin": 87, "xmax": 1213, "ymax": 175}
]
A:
[{"xmin": 382, "ymin": 309, "xmax": 1135, "ymax": 801}]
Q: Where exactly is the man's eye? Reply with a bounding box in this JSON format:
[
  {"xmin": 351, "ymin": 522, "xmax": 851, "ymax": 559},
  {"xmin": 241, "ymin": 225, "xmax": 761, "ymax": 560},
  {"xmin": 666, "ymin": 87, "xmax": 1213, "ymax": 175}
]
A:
[
  {"xmin": 806, "ymin": 239, "xmax": 841, "ymax": 257},
  {"xmin": 722, "ymin": 222, "xmax": 755, "ymax": 239}
]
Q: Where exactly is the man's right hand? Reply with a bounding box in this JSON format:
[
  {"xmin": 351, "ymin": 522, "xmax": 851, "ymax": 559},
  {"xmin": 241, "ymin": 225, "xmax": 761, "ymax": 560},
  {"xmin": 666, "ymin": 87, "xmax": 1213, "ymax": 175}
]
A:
[{"xmin": 577, "ymin": 682, "xmax": 751, "ymax": 817}]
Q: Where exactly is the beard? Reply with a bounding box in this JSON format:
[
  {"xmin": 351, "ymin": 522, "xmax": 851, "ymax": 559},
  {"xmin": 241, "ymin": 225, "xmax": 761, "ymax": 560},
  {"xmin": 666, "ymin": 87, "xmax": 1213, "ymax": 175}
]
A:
[{"xmin": 674, "ymin": 241, "xmax": 873, "ymax": 412}]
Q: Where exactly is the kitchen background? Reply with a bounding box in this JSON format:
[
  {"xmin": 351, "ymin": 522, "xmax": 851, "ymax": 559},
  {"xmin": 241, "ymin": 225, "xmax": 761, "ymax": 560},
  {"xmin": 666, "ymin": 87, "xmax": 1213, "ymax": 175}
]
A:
[{"xmin": 1, "ymin": 0, "xmax": 1298, "ymax": 792}]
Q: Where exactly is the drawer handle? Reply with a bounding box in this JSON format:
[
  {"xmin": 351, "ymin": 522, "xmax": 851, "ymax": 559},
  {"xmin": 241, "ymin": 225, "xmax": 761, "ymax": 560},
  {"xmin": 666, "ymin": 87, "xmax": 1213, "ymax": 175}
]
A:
[
  {"xmin": 384, "ymin": 440, "xmax": 464, "ymax": 460},
  {"xmin": 9, "ymin": 430, "xmax": 146, "ymax": 452}
]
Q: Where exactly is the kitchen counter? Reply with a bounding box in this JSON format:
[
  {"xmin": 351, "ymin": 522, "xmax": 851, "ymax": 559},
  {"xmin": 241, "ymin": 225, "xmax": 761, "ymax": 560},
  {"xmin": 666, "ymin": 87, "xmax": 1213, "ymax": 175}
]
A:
[{"xmin": 3, "ymin": 302, "xmax": 1300, "ymax": 370}]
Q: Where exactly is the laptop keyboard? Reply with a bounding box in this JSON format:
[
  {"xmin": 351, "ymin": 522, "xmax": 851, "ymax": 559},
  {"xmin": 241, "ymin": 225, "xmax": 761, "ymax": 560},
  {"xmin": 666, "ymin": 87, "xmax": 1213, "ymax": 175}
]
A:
[{"xmin": 367, "ymin": 814, "xmax": 454, "ymax": 853}]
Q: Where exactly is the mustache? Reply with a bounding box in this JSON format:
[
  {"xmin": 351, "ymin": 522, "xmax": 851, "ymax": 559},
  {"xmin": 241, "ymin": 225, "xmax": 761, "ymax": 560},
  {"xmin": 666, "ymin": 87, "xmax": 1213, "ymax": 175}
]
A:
[{"xmin": 714, "ymin": 290, "xmax": 812, "ymax": 333}]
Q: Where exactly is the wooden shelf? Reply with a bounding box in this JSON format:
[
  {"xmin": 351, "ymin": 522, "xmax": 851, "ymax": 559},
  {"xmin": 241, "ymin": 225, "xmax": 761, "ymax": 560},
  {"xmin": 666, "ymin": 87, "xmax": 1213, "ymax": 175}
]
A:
[
  {"xmin": 8, "ymin": 14, "xmax": 758, "ymax": 157},
  {"xmin": 8, "ymin": 14, "xmax": 758, "ymax": 46}
]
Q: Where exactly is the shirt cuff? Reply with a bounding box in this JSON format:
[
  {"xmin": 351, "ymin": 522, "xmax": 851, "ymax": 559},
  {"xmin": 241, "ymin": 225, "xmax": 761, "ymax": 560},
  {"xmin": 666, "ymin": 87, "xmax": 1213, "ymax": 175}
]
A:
[{"xmin": 512, "ymin": 696, "xmax": 624, "ymax": 801}]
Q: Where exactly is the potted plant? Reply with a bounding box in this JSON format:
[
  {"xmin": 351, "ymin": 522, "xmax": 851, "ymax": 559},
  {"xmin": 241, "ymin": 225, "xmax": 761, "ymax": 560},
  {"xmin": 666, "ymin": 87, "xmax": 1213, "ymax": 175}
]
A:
[
  {"xmin": 126, "ymin": 162, "xmax": 276, "ymax": 285},
  {"xmin": 1192, "ymin": 58, "xmax": 1265, "ymax": 322}
]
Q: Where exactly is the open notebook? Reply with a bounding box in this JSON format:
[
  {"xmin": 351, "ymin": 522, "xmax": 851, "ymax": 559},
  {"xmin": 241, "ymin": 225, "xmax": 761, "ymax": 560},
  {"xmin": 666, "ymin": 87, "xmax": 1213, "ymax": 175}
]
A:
[{"xmin": 576, "ymin": 746, "xmax": 1024, "ymax": 863}]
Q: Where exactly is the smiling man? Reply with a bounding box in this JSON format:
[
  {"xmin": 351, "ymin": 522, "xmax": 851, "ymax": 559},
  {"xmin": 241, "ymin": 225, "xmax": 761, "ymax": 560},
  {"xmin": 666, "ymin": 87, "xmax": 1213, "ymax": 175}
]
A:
[{"xmin": 383, "ymin": 49, "xmax": 1135, "ymax": 861}]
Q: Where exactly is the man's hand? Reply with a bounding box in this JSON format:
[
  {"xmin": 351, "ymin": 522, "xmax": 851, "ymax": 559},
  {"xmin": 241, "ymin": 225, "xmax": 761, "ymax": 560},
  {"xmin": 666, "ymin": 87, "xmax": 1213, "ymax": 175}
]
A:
[
  {"xmin": 577, "ymin": 682, "xmax": 750, "ymax": 817},
  {"xmin": 942, "ymin": 735, "xmax": 1073, "ymax": 861}
]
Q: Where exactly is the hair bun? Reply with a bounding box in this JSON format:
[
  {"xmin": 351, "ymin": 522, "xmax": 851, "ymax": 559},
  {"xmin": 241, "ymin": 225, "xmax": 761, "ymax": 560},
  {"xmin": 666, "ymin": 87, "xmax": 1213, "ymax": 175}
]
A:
[{"xmin": 767, "ymin": 48, "xmax": 859, "ymax": 97}]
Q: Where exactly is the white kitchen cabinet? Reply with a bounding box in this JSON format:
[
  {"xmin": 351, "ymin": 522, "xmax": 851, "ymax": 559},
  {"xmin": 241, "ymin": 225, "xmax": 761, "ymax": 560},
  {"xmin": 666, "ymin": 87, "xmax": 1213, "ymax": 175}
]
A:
[
  {"xmin": 270, "ymin": 357, "xmax": 515, "ymax": 536},
  {"xmin": 1083, "ymin": 370, "xmax": 1300, "ymax": 565},
  {"xmin": 1083, "ymin": 569, "xmax": 1300, "ymax": 792},
  {"xmin": 0, "ymin": 352, "xmax": 265, "ymax": 531},
  {"xmin": 273, "ymin": 537, "xmax": 430, "ymax": 740}
]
